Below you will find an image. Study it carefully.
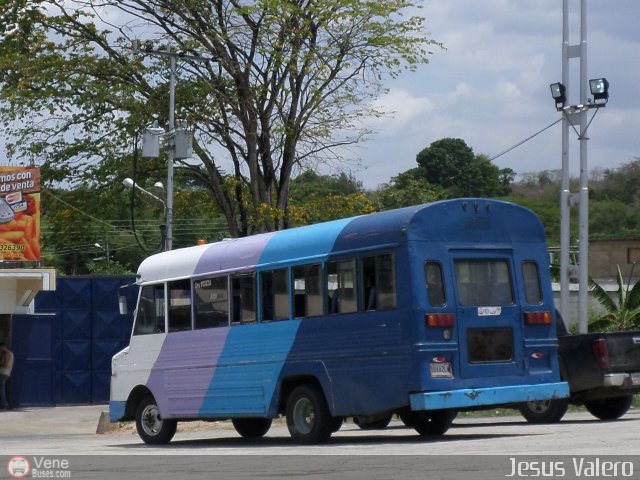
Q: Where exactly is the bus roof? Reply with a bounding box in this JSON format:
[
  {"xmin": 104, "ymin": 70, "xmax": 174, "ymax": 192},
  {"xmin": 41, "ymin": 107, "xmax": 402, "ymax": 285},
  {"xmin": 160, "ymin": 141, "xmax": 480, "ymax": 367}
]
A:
[{"xmin": 137, "ymin": 199, "xmax": 544, "ymax": 284}]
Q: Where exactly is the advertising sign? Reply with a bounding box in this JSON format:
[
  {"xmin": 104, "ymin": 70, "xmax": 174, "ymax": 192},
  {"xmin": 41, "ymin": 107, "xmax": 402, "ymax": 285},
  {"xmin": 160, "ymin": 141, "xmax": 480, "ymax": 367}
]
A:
[{"xmin": 0, "ymin": 166, "xmax": 41, "ymax": 261}]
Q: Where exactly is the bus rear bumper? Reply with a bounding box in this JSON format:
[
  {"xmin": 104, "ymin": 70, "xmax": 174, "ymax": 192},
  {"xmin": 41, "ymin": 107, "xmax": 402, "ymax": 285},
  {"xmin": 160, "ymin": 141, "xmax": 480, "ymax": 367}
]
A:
[{"xmin": 409, "ymin": 382, "xmax": 569, "ymax": 411}]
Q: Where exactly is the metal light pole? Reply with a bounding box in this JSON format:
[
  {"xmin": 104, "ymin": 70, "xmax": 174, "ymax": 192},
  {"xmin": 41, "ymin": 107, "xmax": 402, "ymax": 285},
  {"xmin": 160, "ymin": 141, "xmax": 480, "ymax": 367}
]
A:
[
  {"xmin": 559, "ymin": 0, "xmax": 571, "ymax": 328},
  {"xmin": 577, "ymin": 0, "xmax": 589, "ymax": 334},
  {"xmin": 166, "ymin": 56, "xmax": 176, "ymax": 251},
  {"xmin": 555, "ymin": 0, "xmax": 608, "ymax": 333}
]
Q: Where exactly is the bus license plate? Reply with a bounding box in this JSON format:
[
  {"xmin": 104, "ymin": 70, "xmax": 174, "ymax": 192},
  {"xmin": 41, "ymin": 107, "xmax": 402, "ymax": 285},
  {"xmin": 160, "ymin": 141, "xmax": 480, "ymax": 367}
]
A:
[
  {"xmin": 429, "ymin": 361, "xmax": 453, "ymax": 378},
  {"xmin": 631, "ymin": 373, "xmax": 640, "ymax": 386}
]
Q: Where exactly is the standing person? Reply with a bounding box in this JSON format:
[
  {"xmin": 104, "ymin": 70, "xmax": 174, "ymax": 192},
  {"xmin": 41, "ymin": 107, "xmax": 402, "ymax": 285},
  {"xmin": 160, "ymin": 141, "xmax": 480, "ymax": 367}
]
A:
[{"xmin": 0, "ymin": 342, "xmax": 14, "ymax": 410}]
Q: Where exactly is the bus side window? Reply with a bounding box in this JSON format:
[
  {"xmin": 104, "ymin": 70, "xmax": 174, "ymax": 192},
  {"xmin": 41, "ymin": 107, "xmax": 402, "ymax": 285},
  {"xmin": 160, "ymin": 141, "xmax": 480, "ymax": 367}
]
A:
[
  {"xmin": 361, "ymin": 253, "xmax": 396, "ymax": 311},
  {"xmin": 168, "ymin": 279, "xmax": 192, "ymax": 332},
  {"xmin": 134, "ymin": 284, "xmax": 165, "ymax": 335},
  {"xmin": 194, "ymin": 276, "xmax": 229, "ymax": 329},
  {"xmin": 327, "ymin": 259, "xmax": 357, "ymax": 315},
  {"xmin": 522, "ymin": 261, "xmax": 542, "ymax": 304},
  {"xmin": 292, "ymin": 264, "xmax": 323, "ymax": 318},
  {"xmin": 231, "ymin": 273, "xmax": 256, "ymax": 324},
  {"xmin": 425, "ymin": 262, "xmax": 446, "ymax": 307},
  {"xmin": 261, "ymin": 269, "xmax": 290, "ymax": 321}
]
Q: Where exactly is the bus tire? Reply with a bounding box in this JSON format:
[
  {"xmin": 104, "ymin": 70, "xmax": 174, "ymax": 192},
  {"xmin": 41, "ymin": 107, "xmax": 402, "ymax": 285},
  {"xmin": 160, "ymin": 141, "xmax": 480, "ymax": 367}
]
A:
[
  {"xmin": 286, "ymin": 385, "xmax": 334, "ymax": 444},
  {"xmin": 355, "ymin": 413, "xmax": 393, "ymax": 430},
  {"xmin": 135, "ymin": 395, "xmax": 177, "ymax": 445},
  {"xmin": 231, "ymin": 418, "xmax": 272, "ymax": 438},
  {"xmin": 408, "ymin": 409, "xmax": 457, "ymax": 437},
  {"xmin": 584, "ymin": 396, "xmax": 633, "ymax": 420},
  {"xmin": 518, "ymin": 398, "xmax": 569, "ymax": 423},
  {"xmin": 329, "ymin": 417, "xmax": 344, "ymax": 433}
]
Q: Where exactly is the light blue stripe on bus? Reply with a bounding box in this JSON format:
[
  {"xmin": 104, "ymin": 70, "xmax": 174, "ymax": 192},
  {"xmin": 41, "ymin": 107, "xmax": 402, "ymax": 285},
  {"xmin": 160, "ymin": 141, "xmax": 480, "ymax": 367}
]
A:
[
  {"xmin": 198, "ymin": 321, "xmax": 302, "ymax": 417},
  {"xmin": 197, "ymin": 218, "xmax": 353, "ymax": 417},
  {"xmin": 258, "ymin": 217, "xmax": 354, "ymax": 265}
]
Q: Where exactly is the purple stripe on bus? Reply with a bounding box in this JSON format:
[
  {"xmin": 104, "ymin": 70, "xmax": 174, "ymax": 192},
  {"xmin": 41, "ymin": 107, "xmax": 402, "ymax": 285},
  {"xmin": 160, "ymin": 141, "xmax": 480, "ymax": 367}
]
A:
[
  {"xmin": 146, "ymin": 327, "xmax": 230, "ymax": 417},
  {"xmin": 194, "ymin": 233, "xmax": 277, "ymax": 275}
]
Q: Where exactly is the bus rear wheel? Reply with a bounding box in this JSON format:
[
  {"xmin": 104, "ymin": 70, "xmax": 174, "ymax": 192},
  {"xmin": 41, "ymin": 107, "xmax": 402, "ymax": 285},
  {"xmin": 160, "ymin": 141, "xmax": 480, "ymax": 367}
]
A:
[
  {"xmin": 135, "ymin": 395, "xmax": 177, "ymax": 445},
  {"xmin": 232, "ymin": 418, "xmax": 273, "ymax": 438},
  {"xmin": 405, "ymin": 409, "xmax": 456, "ymax": 437},
  {"xmin": 518, "ymin": 398, "xmax": 569, "ymax": 423},
  {"xmin": 286, "ymin": 385, "xmax": 334, "ymax": 444}
]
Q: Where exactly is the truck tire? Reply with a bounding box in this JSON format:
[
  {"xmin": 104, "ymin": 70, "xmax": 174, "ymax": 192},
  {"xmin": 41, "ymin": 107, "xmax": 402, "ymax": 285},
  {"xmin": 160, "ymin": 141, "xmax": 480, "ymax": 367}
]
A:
[
  {"xmin": 286, "ymin": 384, "xmax": 334, "ymax": 444},
  {"xmin": 135, "ymin": 395, "xmax": 177, "ymax": 445},
  {"xmin": 584, "ymin": 396, "xmax": 633, "ymax": 420},
  {"xmin": 231, "ymin": 418, "xmax": 272, "ymax": 438},
  {"xmin": 518, "ymin": 398, "xmax": 569, "ymax": 423}
]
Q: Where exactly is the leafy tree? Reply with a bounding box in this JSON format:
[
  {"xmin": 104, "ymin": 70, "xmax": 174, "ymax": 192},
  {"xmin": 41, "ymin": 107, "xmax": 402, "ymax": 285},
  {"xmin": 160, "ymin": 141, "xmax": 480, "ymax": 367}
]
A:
[
  {"xmin": 0, "ymin": 0, "xmax": 441, "ymax": 237},
  {"xmin": 593, "ymin": 159, "xmax": 640, "ymax": 205},
  {"xmin": 415, "ymin": 138, "xmax": 513, "ymax": 198},
  {"xmin": 589, "ymin": 265, "xmax": 640, "ymax": 331},
  {"xmin": 373, "ymin": 168, "xmax": 444, "ymax": 209},
  {"xmin": 288, "ymin": 170, "xmax": 374, "ymax": 225},
  {"xmin": 589, "ymin": 200, "xmax": 640, "ymax": 239}
]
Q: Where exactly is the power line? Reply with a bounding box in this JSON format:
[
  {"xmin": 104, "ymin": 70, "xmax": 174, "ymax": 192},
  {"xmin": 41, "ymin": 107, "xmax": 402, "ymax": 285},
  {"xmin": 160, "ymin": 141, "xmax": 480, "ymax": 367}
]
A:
[{"xmin": 489, "ymin": 117, "xmax": 563, "ymax": 162}]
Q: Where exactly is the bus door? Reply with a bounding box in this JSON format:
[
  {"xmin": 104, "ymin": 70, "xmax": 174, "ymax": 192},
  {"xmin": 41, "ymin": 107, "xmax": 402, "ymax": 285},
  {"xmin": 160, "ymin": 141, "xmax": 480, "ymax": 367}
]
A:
[{"xmin": 451, "ymin": 253, "xmax": 525, "ymax": 379}]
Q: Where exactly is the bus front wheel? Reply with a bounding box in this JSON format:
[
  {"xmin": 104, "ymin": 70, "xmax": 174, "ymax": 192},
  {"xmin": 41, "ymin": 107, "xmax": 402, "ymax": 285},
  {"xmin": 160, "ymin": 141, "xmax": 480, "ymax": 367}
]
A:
[
  {"xmin": 232, "ymin": 418, "xmax": 273, "ymax": 438},
  {"xmin": 286, "ymin": 385, "xmax": 334, "ymax": 444},
  {"xmin": 135, "ymin": 395, "xmax": 177, "ymax": 445}
]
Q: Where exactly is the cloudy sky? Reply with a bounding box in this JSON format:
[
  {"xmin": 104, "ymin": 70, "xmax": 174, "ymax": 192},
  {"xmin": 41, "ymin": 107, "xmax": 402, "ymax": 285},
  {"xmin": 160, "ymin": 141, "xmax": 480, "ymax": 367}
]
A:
[{"xmin": 353, "ymin": 0, "xmax": 640, "ymax": 189}]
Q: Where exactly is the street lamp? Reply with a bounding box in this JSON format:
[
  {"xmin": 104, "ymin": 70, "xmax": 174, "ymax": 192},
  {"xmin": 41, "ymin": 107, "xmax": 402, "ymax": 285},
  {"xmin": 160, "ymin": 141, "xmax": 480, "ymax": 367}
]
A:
[
  {"xmin": 589, "ymin": 77, "xmax": 609, "ymax": 105},
  {"xmin": 550, "ymin": 82, "xmax": 567, "ymax": 110},
  {"xmin": 123, "ymin": 178, "xmax": 167, "ymax": 210},
  {"xmin": 123, "ymin": 177, "xmax": 168, "ymax": 251}
]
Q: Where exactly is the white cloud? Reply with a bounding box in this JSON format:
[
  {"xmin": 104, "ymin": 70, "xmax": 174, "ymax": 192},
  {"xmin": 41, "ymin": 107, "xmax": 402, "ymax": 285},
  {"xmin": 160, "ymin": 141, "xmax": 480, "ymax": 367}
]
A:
[{"xmin": 353, "ymin": 0, "xmax": 640, "ymax": 189}]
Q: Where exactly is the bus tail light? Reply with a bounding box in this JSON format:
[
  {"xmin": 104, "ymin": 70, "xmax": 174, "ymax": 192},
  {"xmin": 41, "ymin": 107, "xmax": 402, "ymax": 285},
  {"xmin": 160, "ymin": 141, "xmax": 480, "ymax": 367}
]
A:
[
  {"xmin": 426, "ymin": 313, "xmax": 455, "ymax": 327},
  {"xmin": 524, "ymin": 311, "xmax": 551, "ymax": 325},
  {"xmin": 592, "ymin": 338, "xmax": 610, "ymax": 371}
]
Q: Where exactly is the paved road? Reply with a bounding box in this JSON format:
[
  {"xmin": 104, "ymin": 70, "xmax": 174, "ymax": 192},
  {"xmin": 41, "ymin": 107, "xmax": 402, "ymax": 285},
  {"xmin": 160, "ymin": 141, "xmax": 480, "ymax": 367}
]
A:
[{"xmin": 1, "ymin": 406, "xmax": 639, "ymax": 479}]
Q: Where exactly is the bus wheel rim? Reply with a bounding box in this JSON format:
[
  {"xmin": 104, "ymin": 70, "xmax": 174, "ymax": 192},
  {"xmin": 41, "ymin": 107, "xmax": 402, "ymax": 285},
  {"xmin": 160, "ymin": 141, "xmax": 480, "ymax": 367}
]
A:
[
  {"xmin": 292, "ymin": 397, "xmax": 315, "ymax": 435},
  {"xmin": 142, "ymin": 404, "xmax": 163, "ymax": 435}
]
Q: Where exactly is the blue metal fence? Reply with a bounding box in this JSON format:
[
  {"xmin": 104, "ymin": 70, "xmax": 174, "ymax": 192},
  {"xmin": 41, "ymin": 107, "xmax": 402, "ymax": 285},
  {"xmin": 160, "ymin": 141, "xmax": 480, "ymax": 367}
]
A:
[{"xmin": 11, "ymin": 276, "xmax": 138, "ymax": 407}]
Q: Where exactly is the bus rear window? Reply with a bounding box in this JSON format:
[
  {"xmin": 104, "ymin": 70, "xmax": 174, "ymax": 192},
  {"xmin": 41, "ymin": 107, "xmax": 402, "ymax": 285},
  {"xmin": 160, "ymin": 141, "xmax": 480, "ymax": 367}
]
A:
[
  {"xmin": 425, "ymin": 262, "xmax": 446, "ymax": 307},
  {"xmin": 455, "ymin": 259, "xmax": 513, "ymax": 306},
  {"xmin": 522, "ymin": 261, "xmax": 542, "ymax": 304}
]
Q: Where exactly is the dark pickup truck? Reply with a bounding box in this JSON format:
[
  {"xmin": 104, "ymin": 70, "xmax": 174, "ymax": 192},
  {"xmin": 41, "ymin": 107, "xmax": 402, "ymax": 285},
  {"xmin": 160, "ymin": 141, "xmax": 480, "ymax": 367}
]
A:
[{"xmin": 519, "ymin": 321, "xmax": 640, "ymax": 423}]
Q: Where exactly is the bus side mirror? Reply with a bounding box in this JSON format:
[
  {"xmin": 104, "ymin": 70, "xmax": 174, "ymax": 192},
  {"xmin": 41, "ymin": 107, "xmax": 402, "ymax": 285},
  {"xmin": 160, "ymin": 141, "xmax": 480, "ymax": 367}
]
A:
[{"xmin": 118, "ymin": 295, "xmax": 128, "ymax": 315}]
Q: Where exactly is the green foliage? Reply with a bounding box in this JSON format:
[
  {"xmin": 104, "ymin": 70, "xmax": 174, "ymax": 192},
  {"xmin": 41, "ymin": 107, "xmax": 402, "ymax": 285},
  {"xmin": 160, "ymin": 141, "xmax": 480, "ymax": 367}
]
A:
[
  {"xmin": 589, "ymin": 200, "xmax": 640, "ymax": 239},
  {"xmin": 373, "ymin": 168, "xmax": 445, "ymax": 209},
  {"xmin": 593, "ymin": 159, "xmax": 640, "ymax": 205},
  {"xmin": 503, "ymin": 195, "xmax": 561, "ymax": 245},
  {"xmin": 288, "ymin": 171, "xmax": 375, "ymax": 225},
  {"xmin": 589, "ymin": 265, "xmax": 640, "ymax": 331},
  {"xmin": 415, "ymin": 138, "xmax": 513, "ymax": 198},
  {"xmin": 0, "ymin": 0, "xmax": 441, "ymax": 236}
]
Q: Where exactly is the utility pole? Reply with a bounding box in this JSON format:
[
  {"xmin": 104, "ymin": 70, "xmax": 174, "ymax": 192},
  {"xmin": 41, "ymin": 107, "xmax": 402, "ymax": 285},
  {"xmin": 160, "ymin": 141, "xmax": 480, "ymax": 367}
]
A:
[{"xmin": 133, "ymin": 43, "xmax": 210, "ymax": 250}]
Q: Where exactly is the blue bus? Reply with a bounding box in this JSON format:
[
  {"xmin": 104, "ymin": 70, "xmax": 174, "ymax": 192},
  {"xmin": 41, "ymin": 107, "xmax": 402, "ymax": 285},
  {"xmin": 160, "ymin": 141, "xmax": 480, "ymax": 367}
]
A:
[{"xmin": 110, "ymin": 198, "xmax": 568, "ymax": 444}]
